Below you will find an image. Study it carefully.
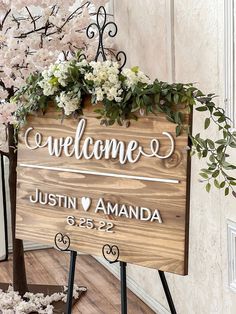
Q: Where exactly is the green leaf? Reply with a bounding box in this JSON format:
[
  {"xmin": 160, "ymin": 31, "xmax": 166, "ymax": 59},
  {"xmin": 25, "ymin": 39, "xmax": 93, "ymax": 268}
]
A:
[
  {"xmin": 207, "ymin": 140, "xmax": 215, "ymax": 150},
  {"xmin": 124, "ymin": 91, "xmax": 132, "ymax": 103},
  {"xmin": 154, "ymin": 93, "xmax": 160, "ymax": 104},
  {"xmin": 206, "ymin": 183, "xmax": 211, "ymax": 192},
  {"xmin": 202, "ymin": 150, "xmax": 208, "ymax": 157},
  {"xmin": 215, "ymin": 139, "xmax": 227, "ymax": 145},
  {"xmin": 220, "ymin": 181, "xmax": 226, "ymax": 188},
  {"xmin": 196, "ymin": 106, "xmax": 208, "ymax": 111},
  {"xmin": 214, "ymin": 179, "xmax": 220, "ymax": 188},
  {"xmin": 213, "ymin": 112, "xmax": 222, "ymax": 117},
  {"xmin": 200, "ymin": 173, "xmax": 209, "ymax": 179},
  {"xmin": 143, "ymin": 95, "xmax": 152, "ymax": 106},
  {"xmin": 218, "ymin": 116, "xmax": 225, "ymax": 123},
  {"xmin": 217, "ymin": 145, "xmax": 225, "ymax": 154},
  {"xmin": 166, "ymin": 93, "xmax": 172, "ymax": 102},
  {"xmin": 204, "ymin": 118, "xmax": 210, "ymax": 129},
  {"xmin": 201, "ymin": 169, "xmax": 213, "ymax": 174},
  {"xmin": 212, "ymin": 170, "xmax": 220, "ymax": 178},
  {"xmin": 222, "ymin": 161, "xmax": 236, "ymax": 170},
  {"xmin": 225, "ymin": 187, "xmax": 229, "ymax": 196},
  {"xmin": 173, "ymin": 94, "xmax": 179, "ymax": 104},
  {"xmin": 176, "ymin": 125, "xmax": 182, "ymax": 137},
  {"xmin": 131, "ymin": 66, "xmax": 139, "ymax": 73},
  {"xmin": 229, "ymin": 142, "xmax": 236, "ymax": 148}
]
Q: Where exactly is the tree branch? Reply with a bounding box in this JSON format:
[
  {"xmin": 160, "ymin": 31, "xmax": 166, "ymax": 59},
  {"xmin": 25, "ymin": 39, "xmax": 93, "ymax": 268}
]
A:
[
  {"xmin": 15, "ymin": 25, "xmax": 52, "ymax": 38},
  {"xmin": 0, "ymin": 80, "xmax": 15, "ymax": 99},
  {"xmin": 15, "ymin": 1, "xmax": 91, "ymax": 40},
  {"xmin": 25, "ymin": 6, "xmax": 36, "ymax": 31},
  {"xmin": 0, "ymin": 9, "xmax": 11, "ymax": 31},
  {"xmin": 46, "ymin": 1, "xmax": 91, "ymax": 36}
]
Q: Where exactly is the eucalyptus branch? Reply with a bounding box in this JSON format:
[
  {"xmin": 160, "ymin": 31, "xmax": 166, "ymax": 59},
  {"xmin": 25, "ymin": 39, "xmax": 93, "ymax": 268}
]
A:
[{"xmin": 192, "ymin": 95, "xmax": 236, "ymax": 196}]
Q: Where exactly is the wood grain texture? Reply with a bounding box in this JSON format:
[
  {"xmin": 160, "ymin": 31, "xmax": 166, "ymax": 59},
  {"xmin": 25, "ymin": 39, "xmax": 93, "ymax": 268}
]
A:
[
  {"xmin": 0, "ymin": 249, "xmax": 155, "ymax": 314},
  {"xmin": 16, "ymin": 103, "xmax": 191, "ymax": 275}
]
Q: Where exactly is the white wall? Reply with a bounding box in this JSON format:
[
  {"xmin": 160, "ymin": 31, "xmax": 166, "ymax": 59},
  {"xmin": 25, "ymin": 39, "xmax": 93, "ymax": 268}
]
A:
[{"xmin": 109, "ymin": 0, "xmax": 236, "ymax": 313}]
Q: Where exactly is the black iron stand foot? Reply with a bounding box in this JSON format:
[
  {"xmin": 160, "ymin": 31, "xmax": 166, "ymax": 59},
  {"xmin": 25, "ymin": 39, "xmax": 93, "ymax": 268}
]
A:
[
  {"xmin": 158, "ymin": 270, "xmax": 177, "ymax": 314},
  {"xmin": 66, "ymin": 250, "xmax": 77, "ymax": 314},
  {"xmin": 120, "ymin": 261, "xmax": 127, "ymax": 314}
]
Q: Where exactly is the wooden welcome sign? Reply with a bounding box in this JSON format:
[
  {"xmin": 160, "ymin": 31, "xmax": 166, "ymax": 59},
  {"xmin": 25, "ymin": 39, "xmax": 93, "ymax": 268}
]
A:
[{"xmin": 16, "ymin": 101, "xmax": 191, "ymax": 275}]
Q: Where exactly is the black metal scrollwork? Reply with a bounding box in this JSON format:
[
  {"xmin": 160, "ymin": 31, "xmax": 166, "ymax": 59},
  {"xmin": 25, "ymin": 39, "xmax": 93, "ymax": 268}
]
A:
[
  {"xmin": 86, "ymin": 6, "xmax": 127, "ymax": 70},
  {"xmin": 54, "ymin": 232, "xmax": 71, "ymax": 251},
  {"xmin": 102, "ymin": 244, "xmax": 120, "ymax": 264}
]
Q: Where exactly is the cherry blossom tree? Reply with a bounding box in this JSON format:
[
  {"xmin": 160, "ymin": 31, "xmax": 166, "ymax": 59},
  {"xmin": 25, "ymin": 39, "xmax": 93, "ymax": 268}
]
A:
[{"xmin": 0, "ymin": 0, "xmax": 106, "ymax": 101}]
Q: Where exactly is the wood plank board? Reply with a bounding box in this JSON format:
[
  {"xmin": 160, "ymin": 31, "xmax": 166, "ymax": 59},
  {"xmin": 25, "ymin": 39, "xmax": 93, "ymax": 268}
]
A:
[{"xmin": 16, "ymin": 104, "xmax": 191, "ymax": 275}]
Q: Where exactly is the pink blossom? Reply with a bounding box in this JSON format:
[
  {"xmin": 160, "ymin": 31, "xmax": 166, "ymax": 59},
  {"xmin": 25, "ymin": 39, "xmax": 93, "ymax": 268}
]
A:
[
  {"xmin": 0, "ymin": 0, "xmax": 108, "ymax": 98},
  {"xmin": 0, "ymin": 102, "xmax": 17, "ymax": 125}
]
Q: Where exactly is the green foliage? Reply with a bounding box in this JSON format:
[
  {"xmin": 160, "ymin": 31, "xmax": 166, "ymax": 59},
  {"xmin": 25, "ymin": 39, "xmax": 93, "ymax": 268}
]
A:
[
  {"xmin": 12, "ymin": 61, "xmax": 236, "ymax": 197},
  {"xmin": 191, "ymin": 96, "xmax": 236, "ymax": 197}
]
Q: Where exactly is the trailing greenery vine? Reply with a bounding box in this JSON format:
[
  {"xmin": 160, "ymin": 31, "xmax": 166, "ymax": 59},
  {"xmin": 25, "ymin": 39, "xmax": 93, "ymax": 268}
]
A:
[{"xmin": 11, "ymin": 54, "xmax": 236, "ymax": 197}]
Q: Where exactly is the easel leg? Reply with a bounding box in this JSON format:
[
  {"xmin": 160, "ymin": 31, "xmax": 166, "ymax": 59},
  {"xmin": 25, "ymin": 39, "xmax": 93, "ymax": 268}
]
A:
[
  {"xmin": 158, "ymin": 270, "xmax": 177, "ymax": 314},
  {"xmin": 66, "ymin": 250, "xmax": 77, "ymax": 314},
  {"xmin": 120, "ymin": 261, "xmax": 127, "ymax": 314}
]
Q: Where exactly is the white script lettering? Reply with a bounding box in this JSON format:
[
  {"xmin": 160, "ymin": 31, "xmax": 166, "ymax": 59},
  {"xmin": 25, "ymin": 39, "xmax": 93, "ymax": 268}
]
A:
[{"xmin": 24, "ymin": 119, "xmax": 175, "ymax": 164}]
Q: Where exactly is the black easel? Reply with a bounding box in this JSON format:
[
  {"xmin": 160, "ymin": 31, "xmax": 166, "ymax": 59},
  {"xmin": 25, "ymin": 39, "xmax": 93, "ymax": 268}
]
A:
[
  {"xmin": 56, "ymin": 239, "xmax": 177, "ymax": 314},
  {"xmin": 120, "ymin": 262, "xmax": 127, "ymax": 314},
  {"xmin": 159, "ymin": 270, "xmax": 177, "ymax": 314},
  {"xmin": 66, "ymin": 250, "xmax": 77, "ymax": 314},
  {"xmin": 102, "ymin": 243, "xmax": 177, "ymax": 314},
  {"xmin": 54, "ymin": 233, "xmax": 78, "ymax": 314}
]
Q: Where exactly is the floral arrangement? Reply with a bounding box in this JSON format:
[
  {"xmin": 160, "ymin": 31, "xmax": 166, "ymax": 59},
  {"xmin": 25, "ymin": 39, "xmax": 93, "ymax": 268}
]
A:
[
  {"xmin": 4, "ymin": 53, "xmax": 234, "ymax": 197},
  {"xmin": 0, "ymin": 284, "xmax": 86, "ymax": 314}
]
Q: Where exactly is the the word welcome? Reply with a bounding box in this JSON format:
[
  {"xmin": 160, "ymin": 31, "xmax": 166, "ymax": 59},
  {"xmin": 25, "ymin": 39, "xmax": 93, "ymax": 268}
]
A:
[{"xmin": 24, "ymin": 119, "xmax": 175, "ymax": 164}]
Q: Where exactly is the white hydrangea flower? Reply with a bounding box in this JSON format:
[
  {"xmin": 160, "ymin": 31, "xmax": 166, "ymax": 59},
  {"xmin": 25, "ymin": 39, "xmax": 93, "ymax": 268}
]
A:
[
  {"xmin": 122, "ymin": 68, "xmax": 151, "ymax": 90},
  {"xmin": 38, "ymin": 64, "xmax": 59, "ymax": 96},
  {"xmin": 95, "ymin": 87, "xmax": 104, "ymax": 102},
  {"xmin": 38, "ymin": 80, "xmax": 59, "ymax": 96},
  {"xmin": 86, "ymin": 60, "xmax": 123, "ymax": 103},
  {"xmin": 53, "ymin": 62, "xmax": 71, "ymax": 87},
  {"xmin": 56, "ymin": 91, "xmax": 80, "ymax": 115}
]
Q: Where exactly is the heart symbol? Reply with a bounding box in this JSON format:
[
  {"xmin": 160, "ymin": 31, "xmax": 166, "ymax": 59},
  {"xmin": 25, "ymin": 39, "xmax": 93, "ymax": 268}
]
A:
[{"xmin": 81, "ymin": 197, "xmax": 91, "ymax": 211}]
